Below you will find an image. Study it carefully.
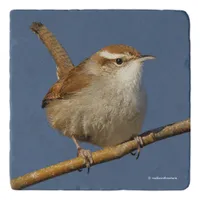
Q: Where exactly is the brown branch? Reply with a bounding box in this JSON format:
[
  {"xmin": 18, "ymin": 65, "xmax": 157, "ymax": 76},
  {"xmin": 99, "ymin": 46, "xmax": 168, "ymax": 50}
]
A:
[
  {"xmin": 11, "ymin": 119, "xmax": 190, "ymax": 190},
  {"xmin": 30, "ymin": 22, "xmax": 74, "ymax": 78}
]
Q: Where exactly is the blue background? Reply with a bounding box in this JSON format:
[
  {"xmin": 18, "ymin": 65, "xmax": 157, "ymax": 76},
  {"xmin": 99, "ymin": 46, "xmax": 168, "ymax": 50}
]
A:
[{"xmin": 10, "ymin": 10, "xmax": 190, "ymax": 190}]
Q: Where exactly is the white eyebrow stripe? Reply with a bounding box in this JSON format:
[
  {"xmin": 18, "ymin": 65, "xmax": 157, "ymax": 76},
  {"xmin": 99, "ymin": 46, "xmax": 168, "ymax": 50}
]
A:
[{"xmin": 99, "ymin": 51, "xmax": 127, "ymax": 59}]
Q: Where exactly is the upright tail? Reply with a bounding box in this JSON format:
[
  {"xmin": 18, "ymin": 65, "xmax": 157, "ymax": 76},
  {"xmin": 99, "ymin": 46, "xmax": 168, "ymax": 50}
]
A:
[{"xmin": 30, "ymin": 22, "xmax": 74, "ymax": 80}]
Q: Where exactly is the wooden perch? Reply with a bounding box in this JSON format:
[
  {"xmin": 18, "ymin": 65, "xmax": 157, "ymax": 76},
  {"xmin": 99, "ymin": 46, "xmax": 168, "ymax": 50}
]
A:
[
  {"xmin": 11, "ymin": 119, "xmax": 190, "ymax": 190},
  {"xmin": 30, "ymin": 22, "xmax": 74, "ymax": 79}
]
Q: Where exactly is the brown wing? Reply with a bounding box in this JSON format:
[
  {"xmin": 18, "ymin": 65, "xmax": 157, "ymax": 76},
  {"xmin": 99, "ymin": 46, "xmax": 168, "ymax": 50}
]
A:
[{"xmin": 42, "ymin": 65, "xmax": 93, "ymax": 108}]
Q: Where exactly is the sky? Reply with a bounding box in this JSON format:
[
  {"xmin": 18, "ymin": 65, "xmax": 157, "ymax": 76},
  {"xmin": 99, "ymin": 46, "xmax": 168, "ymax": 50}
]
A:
[{"xmin": 10, "ymin": 10, "xmax": 190, "ymax": 190}]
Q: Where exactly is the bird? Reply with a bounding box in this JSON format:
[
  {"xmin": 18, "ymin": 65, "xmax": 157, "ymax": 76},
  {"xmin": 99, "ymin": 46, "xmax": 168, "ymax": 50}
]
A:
[{"xmin": 42, "ymin": 44, "xmax": 155, "ymax": 171}]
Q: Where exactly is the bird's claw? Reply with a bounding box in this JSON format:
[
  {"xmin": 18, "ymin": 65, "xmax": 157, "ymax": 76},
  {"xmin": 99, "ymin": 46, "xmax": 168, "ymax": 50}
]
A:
[
  {"xmin": 130, "ymin": 136, "xmax": 144, "ymax": 160},
  {"xmin": 77, "ymin": 148, "xmax": 93, "ymax": 174}
]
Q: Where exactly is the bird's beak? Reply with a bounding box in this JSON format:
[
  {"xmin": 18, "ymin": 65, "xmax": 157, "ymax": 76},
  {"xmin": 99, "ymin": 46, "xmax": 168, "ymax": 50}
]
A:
[{"xmin": 137, "ymin": 55, "xmax": 156, "ymax": 62}]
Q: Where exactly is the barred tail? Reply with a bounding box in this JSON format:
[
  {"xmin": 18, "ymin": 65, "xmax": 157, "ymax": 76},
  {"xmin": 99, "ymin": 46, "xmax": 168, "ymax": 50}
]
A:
[{"xmin": 30, "ymin": 22, "xmax": 74, "ymax": 79}]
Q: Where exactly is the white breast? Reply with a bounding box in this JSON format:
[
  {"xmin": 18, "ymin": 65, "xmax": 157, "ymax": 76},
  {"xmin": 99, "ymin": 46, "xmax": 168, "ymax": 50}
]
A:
[{"xmin": 74, "ymin": 61, "xmax": 147, "ymax": 147}]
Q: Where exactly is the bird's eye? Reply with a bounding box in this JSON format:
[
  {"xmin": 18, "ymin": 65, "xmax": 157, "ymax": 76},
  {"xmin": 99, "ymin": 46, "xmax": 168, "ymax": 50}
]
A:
[{"xmin": 116, "ymin": 58, "xmax": 123, "ymax": 65}]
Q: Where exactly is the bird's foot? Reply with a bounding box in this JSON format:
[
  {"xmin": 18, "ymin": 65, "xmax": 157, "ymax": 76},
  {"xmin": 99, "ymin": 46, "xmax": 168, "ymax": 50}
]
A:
[
  {"xmin": 130, "ymin": 136, "xmax": 144, "ymax": 160},
  {"xmin": 77, "ymin": 148, "xmax": 93, "ymax": 173}
]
